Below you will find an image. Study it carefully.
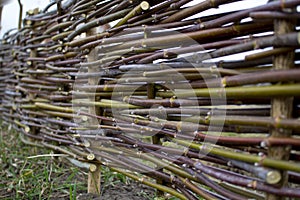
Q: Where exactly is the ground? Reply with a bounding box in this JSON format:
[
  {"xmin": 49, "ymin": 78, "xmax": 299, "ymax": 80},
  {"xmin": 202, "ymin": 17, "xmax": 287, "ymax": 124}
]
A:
[
  {"xmin": 77, "ymin": 182, "xmax": 155, "ymax": 200},
  {"xmin": 0, "ymin": 125, "xmax": 156, "ymax": 200}
]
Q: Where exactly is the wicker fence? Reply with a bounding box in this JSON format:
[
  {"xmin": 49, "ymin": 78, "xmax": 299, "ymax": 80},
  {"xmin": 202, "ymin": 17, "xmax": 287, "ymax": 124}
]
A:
[{"xmin": 0, "ymin": 0, "xmax": 300, "ymax": 199}]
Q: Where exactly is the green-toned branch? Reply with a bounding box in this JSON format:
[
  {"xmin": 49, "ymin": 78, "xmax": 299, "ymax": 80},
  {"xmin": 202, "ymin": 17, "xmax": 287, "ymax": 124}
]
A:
[
  {"xmin": 113, "ymin": 1, "xmax": 150, "ymax": 28},
  {"xmin": 174, "ymin": 138, "xmax": 300, "ymax": 173}
]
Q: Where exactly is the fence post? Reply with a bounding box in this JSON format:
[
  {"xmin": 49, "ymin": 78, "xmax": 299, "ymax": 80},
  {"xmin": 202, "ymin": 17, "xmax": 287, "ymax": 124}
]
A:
[
  {"xmin": 17, "ymin": 0, "xmax": 23, "ymax": 30},
  {"xmin": 86, "ymin": 27, "xmax": 101, "ymax": 195},
  {"xmin": 27, "ymin": 8, "xmax": 40, "ymax": 137},
  {"xmin": 147, "ymin": 83, "xmax": 166, "ymax": 197},
  {"xmin": 267, "ymin": 1, "xmax": 296, "ymax": 200}
]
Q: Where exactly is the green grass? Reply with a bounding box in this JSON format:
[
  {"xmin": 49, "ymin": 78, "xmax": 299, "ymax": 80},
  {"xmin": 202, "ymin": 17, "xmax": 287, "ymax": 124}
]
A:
[
  {"xmin": 0, "ymin": 124, "xmax": 157, "ymax": 200},
  {"xmin": 0, "ymin": 125, "xmax": 87, "ymax": 200},
  {"xmin": 0, "ymin": 123, "xmax": 173, "ymax": 200},
  {"xmin": 101, "ymin": 166, "xmax": 129, "ymax": 189}
]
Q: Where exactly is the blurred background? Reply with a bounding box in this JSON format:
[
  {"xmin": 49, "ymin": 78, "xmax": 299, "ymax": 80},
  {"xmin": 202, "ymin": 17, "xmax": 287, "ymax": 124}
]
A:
[{"xmin": 0, "ymin": 0, "xmax": 48, "ymax": 37}]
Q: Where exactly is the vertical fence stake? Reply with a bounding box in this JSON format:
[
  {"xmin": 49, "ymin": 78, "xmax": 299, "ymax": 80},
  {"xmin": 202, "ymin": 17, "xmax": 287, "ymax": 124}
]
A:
[
  {"xmin": 27, "ymin": 8, "xmax": 40, "ymax": 138},
  {"xmin": 147, "ymin": 83, "xmax": 165, "ymax": 197},
  {"xmin": 267, "ymin": 1, "xmax": 296, "ymax": 200},
  {"xmin": 17, "ymin": 0, "xmax": 23, "ymax": 30},
  {"xmin": 87, "ymin": 27, "xmax": 101, "ymax": 195},
  {"xmin": 88, "ymin": 164, "xmax": 101, "ymax": 194}
]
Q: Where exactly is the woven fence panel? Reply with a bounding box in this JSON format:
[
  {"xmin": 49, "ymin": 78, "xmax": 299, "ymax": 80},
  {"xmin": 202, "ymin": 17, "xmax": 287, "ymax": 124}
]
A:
[{"xmin": 0, "ymin": 0, "xmax": 300, "ymax": 199}]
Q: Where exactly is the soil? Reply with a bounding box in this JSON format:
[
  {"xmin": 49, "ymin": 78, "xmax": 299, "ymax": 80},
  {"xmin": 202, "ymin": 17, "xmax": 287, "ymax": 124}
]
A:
[{"xmin": 77, "ymin": 182, "xmax": 155, "ymax": 200}]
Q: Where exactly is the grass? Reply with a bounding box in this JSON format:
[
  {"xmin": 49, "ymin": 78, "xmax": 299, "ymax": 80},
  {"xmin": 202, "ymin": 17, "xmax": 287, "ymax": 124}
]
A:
[
  {"xmin": 0, "ymin": 125, "xmax": 87, "ymax": 200},
  {"xmin": 0, "ymin": 124, "xmax": 157, "ymax": 200}
]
